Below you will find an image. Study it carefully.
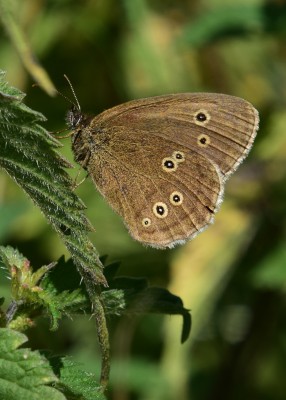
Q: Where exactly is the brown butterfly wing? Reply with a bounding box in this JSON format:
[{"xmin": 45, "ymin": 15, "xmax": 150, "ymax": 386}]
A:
[{"xmin": 85, "ymin": 93, "xmax": 259, "ymax": 248}]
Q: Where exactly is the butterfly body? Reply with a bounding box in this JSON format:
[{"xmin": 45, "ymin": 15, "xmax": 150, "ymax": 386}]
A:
[{"xmin": 68, "ymin": 93, "xmax": 259, "ymax": 249}]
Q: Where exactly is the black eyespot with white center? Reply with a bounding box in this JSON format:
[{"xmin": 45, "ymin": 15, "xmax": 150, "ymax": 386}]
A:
[
  {"xmin": 197, "ymin": 134, "xmax": 211, "ymax": 147},
  {"xmin": 162, "ymin": 157, "xmax": 178, "ymax": 172},
  {"xmin": 142, "ymin": 217, "xmax": 151, "ymax": 227},
  {"xmin": 170, "ymin": 191, "xmax": 183, "ymax": 206},
  {"xmin": 165, "ymin": 160, "xmax": 175, "ymax": 168},
  {"xmin": 157, "ymin": 206, "xmax": 164, "ymax": 215},
  {"xmin": 194, "ymin": 109, "xmax": 211, "ymax": 126},
  {"xmin": 172, "ymin": 151, "xmax": 185, "ymax": 163},
  {"xmin": 153, "ymin": 202, "xmax": 168, "ymax": 218},
  {"xmin": 196, "ymin": 112, "xmax": 207, "ymax": 122}
]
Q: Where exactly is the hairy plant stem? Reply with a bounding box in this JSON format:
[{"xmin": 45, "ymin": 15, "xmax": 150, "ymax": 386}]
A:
[{"xmin": 82, "ymin": 271, "xmax": 110, "ymax": 391}]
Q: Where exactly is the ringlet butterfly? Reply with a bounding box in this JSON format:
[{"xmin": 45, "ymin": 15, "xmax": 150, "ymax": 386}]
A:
[{"xmin": 65, "ymin": 80, "xmax": 259, "ymax": 249}]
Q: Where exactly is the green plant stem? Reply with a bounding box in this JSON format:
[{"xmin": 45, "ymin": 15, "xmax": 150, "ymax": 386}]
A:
[
  {"xmin": 82, "ymin": 272, "xmax": 110, "ymax": 390},
  {"xmin": 0, "ymin": 0, "xmax": 56, "ymax": 95},
  {"xmin": 94, "ymin": 294, "xmax": 110, "ymax": 391}
]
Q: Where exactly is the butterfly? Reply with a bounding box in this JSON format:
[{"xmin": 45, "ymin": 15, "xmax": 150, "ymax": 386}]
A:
[{"xmin": 65, "ymin": 84, "xmax": 259, "ymax": 248}]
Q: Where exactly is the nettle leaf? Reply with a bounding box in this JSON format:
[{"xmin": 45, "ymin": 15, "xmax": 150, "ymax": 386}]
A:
[
  {"xmin": 40, "ymin": 256, "xmax": 90, "ymax": 328},
  {"xmin": 51, "ymin": 357, "xmax": 104, "ymax": 400},
  {"xmin": 0, "ymin": 246, "xmax": 89, "ymax": 330},
  {"xmin": 0, "ymin": 70, "xmax": 106, "ymax": 288},
  {"xmin": 1, "ymin": 243, "xmax": 190, "ymax": 342},
  {"xmin": 0, "ymin": 328, "xmax": 65, "ymax": 400}
]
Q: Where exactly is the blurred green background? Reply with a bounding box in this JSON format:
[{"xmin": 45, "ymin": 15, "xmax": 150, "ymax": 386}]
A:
[{"xmin": 1, "ymin": 0, "xmax": 286, "ymax": 399}]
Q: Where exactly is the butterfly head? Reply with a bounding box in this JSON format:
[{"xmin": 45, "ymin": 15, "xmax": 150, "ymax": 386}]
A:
[
  {"xmin": 66, "ymin": 105, "xmax": 83, "ymax": 130},
  {"xmin": 60, "ymin": 74, "xmax": 84, "ymax": 131}
]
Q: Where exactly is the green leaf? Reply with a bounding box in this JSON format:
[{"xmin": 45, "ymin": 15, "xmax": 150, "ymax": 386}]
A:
[
  {"xmin": 181, "ymin": 5, "xmax": 263, "ymax": 47},
  {"xmin": 0, "ymin": 70, "xmax": 106, "ymax": 288},
  {"xmin": 51, "ymin": 357, "xmax": 104, "ymax": 400},
  {"xmin": 0, "ymin": 246, "xmax": 90, "ymax": 330},
  {"xmin": 40, "ymin": 257, "xmax": 90, "ymax": 329},
  {"xmin": 103, "ymin": 263, "xmax": 192, "ymax": 343},
  {"xmin": 0, "ymin": 328, "xmax": 65, "ymax": 400}
]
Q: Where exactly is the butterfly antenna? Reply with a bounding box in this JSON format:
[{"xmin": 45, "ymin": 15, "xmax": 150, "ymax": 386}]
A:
[{"xmin": 63, "ymin": 74, "xmax": 81, "ymax": 111}]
